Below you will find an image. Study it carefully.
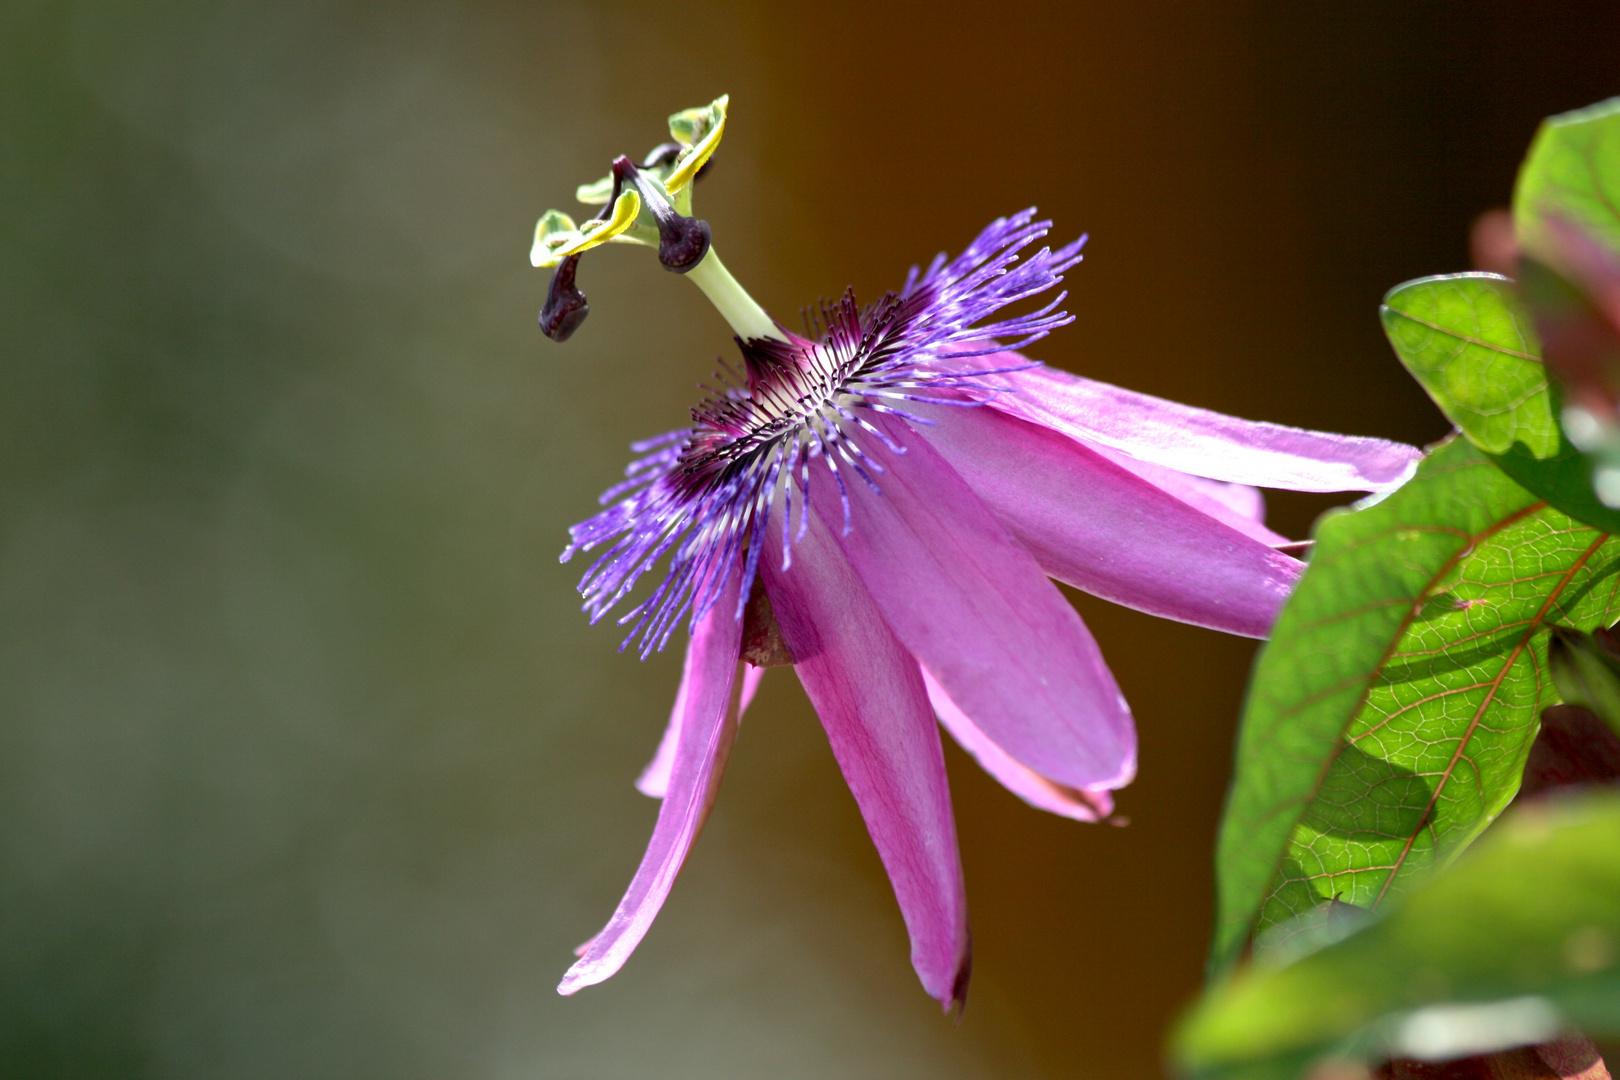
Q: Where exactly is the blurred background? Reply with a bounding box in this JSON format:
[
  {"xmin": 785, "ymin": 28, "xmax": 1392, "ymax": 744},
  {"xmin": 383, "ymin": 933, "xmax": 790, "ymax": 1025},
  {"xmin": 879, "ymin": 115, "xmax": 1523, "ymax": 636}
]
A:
[{"xmin": 4, "ymin": 2, "xmax": 1620, "ymax": 1077}]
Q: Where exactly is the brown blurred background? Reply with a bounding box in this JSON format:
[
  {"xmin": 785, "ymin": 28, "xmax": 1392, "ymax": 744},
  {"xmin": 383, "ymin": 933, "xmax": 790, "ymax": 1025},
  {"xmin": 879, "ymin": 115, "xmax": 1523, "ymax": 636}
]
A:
[{"xmin": 4, "ymin": 2, "xmax": 1619, "ymax": 1077}]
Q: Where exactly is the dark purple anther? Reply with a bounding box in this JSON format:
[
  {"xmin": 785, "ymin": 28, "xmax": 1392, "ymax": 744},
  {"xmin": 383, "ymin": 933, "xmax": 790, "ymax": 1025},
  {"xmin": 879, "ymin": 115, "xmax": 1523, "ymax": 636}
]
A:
[
  {"xmin": 657, "ymin": 216, "xmax": 711, "ymax": 274},
  {"xmin": 540, "ymin": 255, "xmax": 588, "ymax": 341},
  {"xmin": 611, "ymin": 155, "xmax": 711, "ymax": 275},
  {"xmin": 641, "ymin": 142, "xmax": 684, "ymax": 169}
]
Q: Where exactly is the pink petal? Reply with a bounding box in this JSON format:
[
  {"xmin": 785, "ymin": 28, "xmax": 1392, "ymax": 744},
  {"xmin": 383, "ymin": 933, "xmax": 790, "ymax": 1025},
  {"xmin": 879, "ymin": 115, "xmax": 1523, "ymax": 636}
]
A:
[
  {"xmin": 633, "ymin": 674, "xmax": 690, "ymax": 801},
  {"xmin": 1085, "ymin": 441, "xmax": 1292, "ymax": 547},
  {"xmin": 921, "ymin": 666, "xmax": 1113, "ymax": 822},
  {"xmin": 813, "ymin": 416, "xmax": 1136, "ymax": 792},
  {"xmin": 558, "ymin": 563, "xmax": 744, "ymax": 995},
  {"xmin": 739, "ymin": 662, "xmax": 765, "ymax": 716},
  {"xmin": 636, "ymin": 662, "xmax": 766, "ymax": 800},
  {"xmin": 952, "ymin": 353, "xmax": 1421, "ymax": 492},
  {"xmin": 1187, "ymin": 475, "xmax": 1267, "ymax": 522},
  {"xmin": 921, "ymin": 403, "xmax": 1304, "ymax": 639},
  {"xmin": 761, "ymin": 507, "xmax": 970, "ymax": 1009}
]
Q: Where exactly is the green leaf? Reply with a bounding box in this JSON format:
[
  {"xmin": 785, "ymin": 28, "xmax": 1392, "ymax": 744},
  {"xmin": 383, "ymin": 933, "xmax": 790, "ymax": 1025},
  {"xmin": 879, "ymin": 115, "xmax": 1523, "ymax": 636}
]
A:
[
  {"xmin": 1515, "ymin": 97, "xmax": 1620, "ymax": 263},
  {"xmin": 1209, "ymin": 436, "xmax": 1620, "ymax": 974},
  {"xmin": 1178, "ymin": 792, "xmax": 1620, "ymax": 1079},
  {"xmin": 1382, "ymin": 274, "xmax": 1551, "ymax": 456},
  {"xmin": 1382, "ymin": 273, "xmax": 1620, "ymax": 533},
  {"xmin": 1549, "ymin": 627, "xmax": 1620, "ymax": 733}
]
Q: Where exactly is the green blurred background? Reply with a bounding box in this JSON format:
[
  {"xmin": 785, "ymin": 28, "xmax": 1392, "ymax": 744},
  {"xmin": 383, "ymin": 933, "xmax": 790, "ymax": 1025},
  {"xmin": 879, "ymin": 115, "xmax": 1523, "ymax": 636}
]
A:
[{"xmin": 3, "ymin": 2, "xmax": 1619, "ymax": 1077}]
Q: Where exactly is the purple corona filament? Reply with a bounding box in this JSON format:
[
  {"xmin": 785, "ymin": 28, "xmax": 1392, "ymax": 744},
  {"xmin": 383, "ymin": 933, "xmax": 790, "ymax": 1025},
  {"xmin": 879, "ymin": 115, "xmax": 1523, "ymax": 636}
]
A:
[{"xmin": 564, "ymin": 211, "xmax": 1077, "ymax": 658}]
